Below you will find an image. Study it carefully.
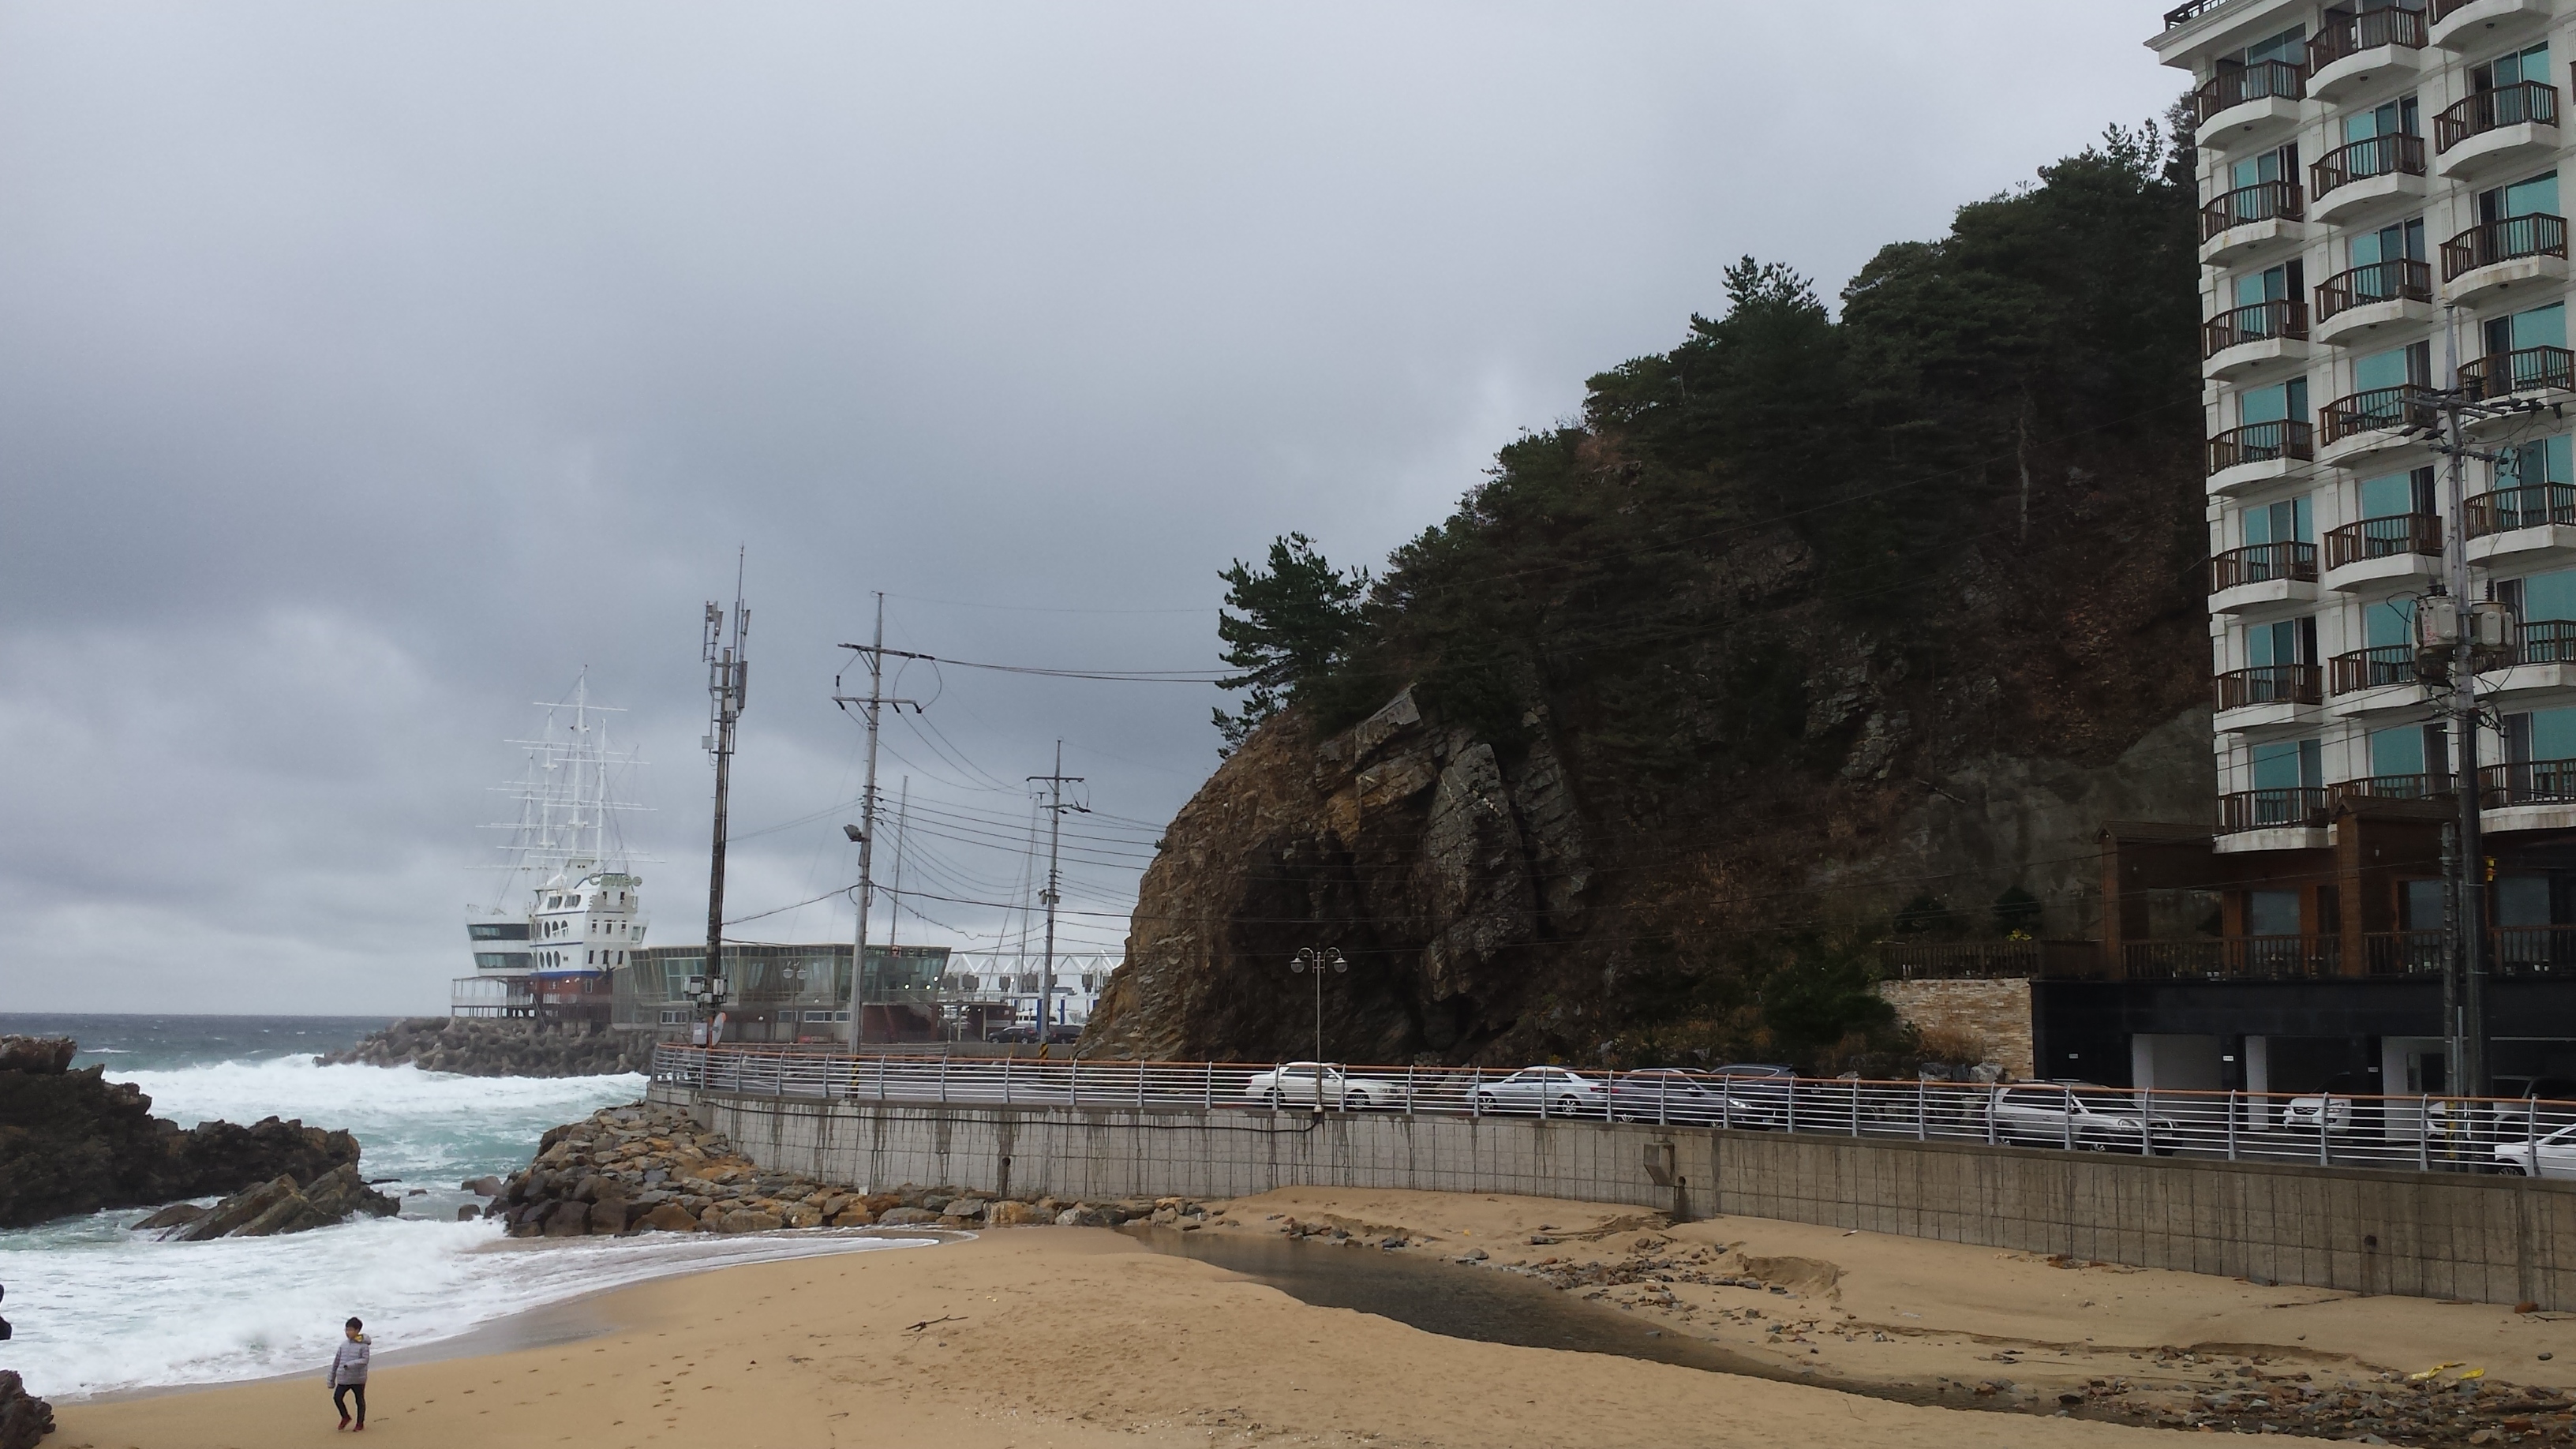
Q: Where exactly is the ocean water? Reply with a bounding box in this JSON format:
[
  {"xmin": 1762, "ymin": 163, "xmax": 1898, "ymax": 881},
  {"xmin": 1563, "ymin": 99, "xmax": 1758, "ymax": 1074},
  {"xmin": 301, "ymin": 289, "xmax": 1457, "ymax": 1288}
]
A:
[{"xmin": 0, "ymin": 1014, "xmax": 922, "ymax": 1400}]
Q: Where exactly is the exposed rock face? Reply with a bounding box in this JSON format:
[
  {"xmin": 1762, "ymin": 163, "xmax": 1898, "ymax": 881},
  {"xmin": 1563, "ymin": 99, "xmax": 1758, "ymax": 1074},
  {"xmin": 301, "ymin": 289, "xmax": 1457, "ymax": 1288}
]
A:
[
  {"xmin": 158, "ymin": 1165, "xmax": 398, "ymax": 1241},
  {"xmin": 0, "ymin": 1369, "xmax": 54, "ymax": 1449},
  {"xmin": 317, "ymin": 1017, "xmax": 642, "ymax": 1077},
  {"xmin": 0, "ymin": 1038, "xmax": 365, "ymax": 1230},
  {"xmin": 1084, "ymin": 683, "xmax": 2211, "ymax": 1066}
]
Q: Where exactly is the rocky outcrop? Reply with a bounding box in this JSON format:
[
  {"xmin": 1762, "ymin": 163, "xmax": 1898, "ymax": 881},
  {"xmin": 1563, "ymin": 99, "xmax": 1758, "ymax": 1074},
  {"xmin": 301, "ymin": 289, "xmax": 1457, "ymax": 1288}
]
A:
[
  {"xmin": 493, "ymin": 1101, "xmax": 1204, "ymax": 1237},
  {"xmin": 152, "ymin": 1165, "xmax": 398, "ymax": 1241},
  {"xmin": 318, "ymin": 1017, "xmax": 642, "ymax": 1077},
  {"xmin": 0, "ymin": 1037, "xmax": 365, "ymax": 1230},
  {"xmin": 0, "ymin": 1370, "xmax": 53, "ymax": 1449}
]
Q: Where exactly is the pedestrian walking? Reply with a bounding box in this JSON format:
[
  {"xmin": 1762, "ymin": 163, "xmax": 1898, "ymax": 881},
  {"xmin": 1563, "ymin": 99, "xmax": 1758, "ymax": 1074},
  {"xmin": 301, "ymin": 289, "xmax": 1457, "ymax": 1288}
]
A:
[{"xmin": 328, "ymin": 1316, "xmax": 370, "ymax": 1431}]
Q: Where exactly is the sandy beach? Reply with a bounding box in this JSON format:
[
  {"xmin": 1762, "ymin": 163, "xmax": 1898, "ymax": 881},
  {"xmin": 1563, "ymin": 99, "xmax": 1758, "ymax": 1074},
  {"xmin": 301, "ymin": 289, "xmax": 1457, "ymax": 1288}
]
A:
[{"xmin": 53, "ymin": 1189, "xmax": 2576, "ymax": 1448}]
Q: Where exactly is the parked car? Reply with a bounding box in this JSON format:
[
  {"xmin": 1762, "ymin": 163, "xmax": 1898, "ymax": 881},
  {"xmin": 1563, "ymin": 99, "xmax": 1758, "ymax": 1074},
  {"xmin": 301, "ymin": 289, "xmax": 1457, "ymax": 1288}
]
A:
[
  {"xmin": 2282, "ymin": 1072, "xmax": 2367, "ymax": 1134},
  {"xmin": 1471, "ymin": 1066, "xmax": 1609, "ymax": 1116},
  {"xmin": 1987, "ymin": 1083, "xmax": 2181, "ymax": 1152},
  {"xmin": 987, "ymin": 1024, "xmax": 1081, "ymax": 1045},
  {"xmin": 2476, "ymin": 1076, "xmax": 2576, "ymax": 1142},
  {"xmin": 1604, "ymin": 1069, "xmax": 1778, "ymax": 1127},
  {"xmin": 1244, "ymin": 1061, "xmax": 1405, "ymax": 1110},
  {"xmin": 2491, "ymin": 1121, "xmax": 2576, "ymax": 1176},
  {"xmin": 1705, "ymin": 1063, "xmax": 1797, "ymax": 1123}
]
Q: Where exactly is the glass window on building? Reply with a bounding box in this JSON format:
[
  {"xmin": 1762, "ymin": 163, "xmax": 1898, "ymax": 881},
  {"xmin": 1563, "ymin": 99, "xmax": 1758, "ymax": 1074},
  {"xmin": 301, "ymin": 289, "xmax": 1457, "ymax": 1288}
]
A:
[
  {"xmin": 2367, "ymin": 723, "xmax": 2442, "ymax": 781},
  {"xmin": 2365, "ymin": 595, "xmax": 2414, "ymax": 649},
  {"xmin": 2247, "ymin": 616, "xmax": 2318, "ymax": 668},
  {"xmin": 2252, "ymin": 737, "xmax": 2323, "ymax": 791},
  {"xmin": 2473, "ymin": 43, "xmax": 2551, "ymax": 96},
  {"xmin": 2241, "ymin": 495, "xmax": 2312, "ymax": 545},
  {"xmin": 2240, "ymin": 376, "xmax": 2309, "ymax": 425},
  {"xmin": 2349, "ymin": 216, "xmax": 2426, "ymax": 268},
  {"xmin": 2505, "ymin": 706, "xmax": 2576, "ymax": 764},
  {"xmin": 2355, "ymin": 340, "xmax": 2432, "ymax": 394},
  {"xmin": 2486, "ymin": 301, "xmax": 2567, "ymax": 364},
  {"xmin": 2499, "ymin": 436, "xmax": 2574, "ymax": 492},
  {"xmin": 2233, "ymin": 260, "xmax": 2302, "ymax": 311},
  {"xmin": 2344, "ymin": 94, "xmax": 2421, "ymax": 148},
  {"xmin": 2358, "ymin": 466, "xmax": 2435, "ymax": 519},
  {"xmin": 2248, "ymin": 888, "xmax": 2303, "ymax": 937}
]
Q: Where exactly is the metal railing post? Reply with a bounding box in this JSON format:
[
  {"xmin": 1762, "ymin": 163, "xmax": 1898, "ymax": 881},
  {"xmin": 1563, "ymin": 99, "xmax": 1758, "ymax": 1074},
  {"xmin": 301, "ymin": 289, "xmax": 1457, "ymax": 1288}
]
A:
[
  {"xmin": 938, "ymin": 1054, "xmax": 949, "ymax": 1105},
  {"xmin": 2420, "ymin": 1094, "xmax": 2432, "ymax": 1172},
  {"xmin": 1787, "ymin": 1078, "xmax": 1797, "ymax": 1136},
  {"xmin": 1985, "ymin": 1087, "xmax": 1997, "ymax": 1147},
  {"xmin": 1916, "ymin": 1078, "xmax": 1927, "ymax": 1142},
  {"xmin": 1851, "ymin": 1079, "xmax": 1860, "ymax": 1137},
  {"xmin": 1002, "ymin": 1055, "xmax": 1013, "ymax": 1106},
  {"xmin": 2226, "ymin": 1090, "xmax": 2238, "ymax": 1161},
  {"xmin": 1404, "ymin": 1065, "xmax": 1415, "ymax": 1117},
  {"xmin": 2062, "ymin": 1084, "xmax": 2075, "ymax": 1153},
  {"xmin": 1204, "ymin": 1061, "xmax": 1215, "ymax": 1111},
  {"xmin": 876, "ymin": 1056, "xmax": 886, "ymax": 1103},
  {"xmin": 2533, "ymin": 1099, "xmax": 2544, "ymax": 1178},
  {"xmin": 2319, "ymin": 1102, "xmax": 2330, "ymax": 1166},
  {"xmin": 1138, "ymin": 1059, "xmax": 1148, "ymax": 1108},
  {"xmin": 1658, "ymin": 1072, "xmax": 1668, "ymax": 1127},
  {"xmin": 1470, "ymin": 1067, "xmax": 1481, "ymax": 1118},
  {"xmin": 2143, "ymin": 1088, "xmax": 2155, "ymax": 1157},
  {"xmin": 1069, "ymin": 1056, "xmax": 1080, "ymax": 1107}
]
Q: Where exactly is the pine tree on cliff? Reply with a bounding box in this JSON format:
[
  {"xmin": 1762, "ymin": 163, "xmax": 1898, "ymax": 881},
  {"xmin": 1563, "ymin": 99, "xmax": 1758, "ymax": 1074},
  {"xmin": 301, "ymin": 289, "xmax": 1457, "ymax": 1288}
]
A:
[{"xmin": 1211, "ymin": 533, "xmax": 1369, "ymax": 755}]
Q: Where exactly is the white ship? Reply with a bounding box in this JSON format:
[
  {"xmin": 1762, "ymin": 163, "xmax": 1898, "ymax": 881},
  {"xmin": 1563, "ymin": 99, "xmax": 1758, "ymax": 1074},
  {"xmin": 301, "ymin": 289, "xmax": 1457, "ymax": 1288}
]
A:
[{"xmin": 455, "ymin": 676, "xmax": 649, "ymax": 1023}]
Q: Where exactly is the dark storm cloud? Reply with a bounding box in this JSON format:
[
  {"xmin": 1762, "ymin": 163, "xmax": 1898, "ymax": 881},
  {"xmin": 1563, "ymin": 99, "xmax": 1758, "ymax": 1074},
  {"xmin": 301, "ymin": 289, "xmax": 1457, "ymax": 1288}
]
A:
[{"xmin": 0, "ymin": 2, "xmax": 2180, "ymax": 1011}]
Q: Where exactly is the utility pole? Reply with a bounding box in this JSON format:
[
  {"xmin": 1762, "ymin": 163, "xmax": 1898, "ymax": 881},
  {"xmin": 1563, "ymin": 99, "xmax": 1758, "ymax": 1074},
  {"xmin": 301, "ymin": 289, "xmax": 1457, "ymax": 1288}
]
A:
[
  {"xmin": 2416, "ymin": 304, "xmax": 2533, "ymax": 1100},
  {"xmin": 1028, "ymin": 743, "xmax": 1086, "ymax": 1051},
  {"xmin": 833, "ymin": 594, "xmax": 923, "ymax": 1051},
  {"xmin": 1290, "ymin": 946, "xmax": 1347, "ymax": 1097},
  {"xmin": 698, "ymin": 556, "xmax": 748, "ymax": 1035}
]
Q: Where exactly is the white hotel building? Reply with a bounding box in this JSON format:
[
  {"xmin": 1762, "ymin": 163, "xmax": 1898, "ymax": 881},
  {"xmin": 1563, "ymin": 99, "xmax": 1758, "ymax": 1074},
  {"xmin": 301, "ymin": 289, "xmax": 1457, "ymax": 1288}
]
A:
[{"xmin": 2149, "ymin": 0, "xmax": 2576, "ymax": 968}]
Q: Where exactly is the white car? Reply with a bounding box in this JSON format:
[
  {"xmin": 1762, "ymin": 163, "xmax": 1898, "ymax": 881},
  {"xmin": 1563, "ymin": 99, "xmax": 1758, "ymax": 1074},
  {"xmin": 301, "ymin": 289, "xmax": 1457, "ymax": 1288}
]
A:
[
  {"xmin": 2492, "ymin": 1123, "xmax": 2576, "ymax": 1177},
  {"xmin": 1988, "ymin": 1084, "xmax": 2181, "ymax": 1153},
  {"xmin": 1471, "ymin": 1066, "xmax": 1609, "ymax": 1117},
  {"xmin": 1244, "ymin": 1061, "xmax": 1404, "ymax": 1110}
]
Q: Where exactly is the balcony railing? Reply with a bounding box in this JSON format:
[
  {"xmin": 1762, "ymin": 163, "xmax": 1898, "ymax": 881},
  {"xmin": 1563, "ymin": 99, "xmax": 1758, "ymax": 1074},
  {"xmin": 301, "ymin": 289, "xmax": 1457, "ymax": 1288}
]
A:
[
  {"xmin": 2123, "ymin": 934, "xmax": 2339, "ymax": 977},
  {"xmin": 2520, "ymin": 620, "xmax": 2576, "ymax": 665},
  {"xmin": 2194, "ymin": 62, "xmax": 2309, "ymax": 126},
  {"xmin": 2431, "ymin": 0, "xmax": 2492, "ymax": 17},
  {"xmin": 2325, "ymin": 511, "xmax": 2443, "ymax": 569},
  {"xmin": 2201, "ymin": 180, "xmax": 2304, "ymax": 242},
  {"xmin": 1874, "ymin": 940, "xmax": 2109, "ymax": 980},
  {"xmin": 2216, "ymin": 664, "xmax": 2322, "ymax": 711},
  {"xmin": 2443, "ymin": 213, "xmax": 2569, "ymax": 282},
  {"xmin": 2459, "ymin": 345, "xmax": 2576, "ymax": 401},
  {"xmin": 2484, "ymin": 755, "xmax": 2576, "ymax": 807},
  {"xmin": 2209, "ymin": 541, "xmax": 2317, "ymax": 592},
  {"xmin": 2320, "ymin": 384, "xmax": 2435, "ymax": 445},
  {"xmin": 2364, "ymin": 930, "xmax": 2446, "ymax": 976},
  {"xmin": 2315, "ymin": 258, "xmax": 2432, "ymax": 321},
  {"xmin": 2207, "ymin": 419, "xmax": 2313, "ymax": 475},
  {"xmin": 2216, "ymin": 785, "xmax": 2330, "ymax": 837},
  {"xmin": 2332, "ymin": 771, "xmax": 2453, "ymax": 805},
  {"xmin": 2466, "ymin": 482, "xmax": 2576, "ymax": 537},
  {"xmin": 2330, "ymin": 644, "xmax": 2420, "ymax": 694},
  {"xmin": 2436, "ymin": 81, "xmax": 2559, "ymax": 153},
  {"xmin": 2203, "ymin": 298, "xmax": 2308, "ymax": 357},
  {"xmin": 2311, "ymin": 6, "xmax": 2429, "ymax": 69}
]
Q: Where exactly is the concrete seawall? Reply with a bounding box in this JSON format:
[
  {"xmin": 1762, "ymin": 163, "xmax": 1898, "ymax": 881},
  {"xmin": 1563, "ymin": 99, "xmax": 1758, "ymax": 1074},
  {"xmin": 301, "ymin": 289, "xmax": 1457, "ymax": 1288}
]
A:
[{"xmin": 657, "ymin": 1084, "xmax": 2576, "ymax": 1309}]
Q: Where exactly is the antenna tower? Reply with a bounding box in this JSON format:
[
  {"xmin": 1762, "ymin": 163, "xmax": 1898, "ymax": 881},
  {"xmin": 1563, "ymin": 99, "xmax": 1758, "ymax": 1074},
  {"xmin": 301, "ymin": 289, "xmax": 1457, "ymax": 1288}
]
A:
[{"xmin": 702, "ymin": 553, "xmax": 749, "ymax": 1015}]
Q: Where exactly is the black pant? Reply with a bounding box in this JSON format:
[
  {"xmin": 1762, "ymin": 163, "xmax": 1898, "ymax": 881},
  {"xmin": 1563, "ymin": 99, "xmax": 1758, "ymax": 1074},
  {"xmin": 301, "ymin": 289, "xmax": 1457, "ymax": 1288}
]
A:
[{"xmin": 334, "ymin": 1382, "xmax": 366, "ymax": 1425}]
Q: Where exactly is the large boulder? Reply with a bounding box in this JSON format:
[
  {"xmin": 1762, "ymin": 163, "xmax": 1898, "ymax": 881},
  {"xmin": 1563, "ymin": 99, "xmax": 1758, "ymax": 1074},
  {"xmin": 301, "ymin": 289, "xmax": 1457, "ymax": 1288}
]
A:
[
  {"xmin": 163, "ymin": 1166, "xmax": 398, "ymax": 1241},
  {"xmin": 0, "ymin": 1369, "xmax": 53, "ymax": 1449}
]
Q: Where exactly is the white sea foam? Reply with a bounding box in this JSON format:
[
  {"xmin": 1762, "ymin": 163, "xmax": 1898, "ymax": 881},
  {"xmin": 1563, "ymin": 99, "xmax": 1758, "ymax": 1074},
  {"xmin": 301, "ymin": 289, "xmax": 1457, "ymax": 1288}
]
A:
[{"xmin": 0, "ymin": 1054, "xmax": 926, "ymax": 1399}]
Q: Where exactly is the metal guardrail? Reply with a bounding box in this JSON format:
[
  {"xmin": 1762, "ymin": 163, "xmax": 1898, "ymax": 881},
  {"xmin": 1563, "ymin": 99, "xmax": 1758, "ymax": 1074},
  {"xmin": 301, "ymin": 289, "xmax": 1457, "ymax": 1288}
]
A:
[{"xmin": 651, "ymin": 1046, "xmax": 2576, "ymax": 1179}]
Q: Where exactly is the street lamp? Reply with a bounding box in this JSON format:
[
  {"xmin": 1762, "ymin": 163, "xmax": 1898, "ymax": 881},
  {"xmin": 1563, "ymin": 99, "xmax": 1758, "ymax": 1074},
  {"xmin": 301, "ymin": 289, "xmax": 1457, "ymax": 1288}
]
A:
[{"xmin": 1289, "ymin": 948, "xmax": 1346, "ymax": 1096}]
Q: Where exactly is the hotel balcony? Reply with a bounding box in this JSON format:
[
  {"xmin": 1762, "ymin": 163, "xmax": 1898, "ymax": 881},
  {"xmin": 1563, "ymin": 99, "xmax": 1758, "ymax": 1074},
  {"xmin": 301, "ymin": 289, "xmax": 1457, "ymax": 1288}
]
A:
[
  {"xmin": 2483, "ymin": 756, "xmax": 2576, "ymax": 833},
  {"xmin": 2312, "ymin": 134, "xmax": 2431, "ymax": 227},
  {"xmin": 2214, "ymin": 664, "xmax": 2323, "ymax": 731},
  {"xmin": 2466, "ymin": 482, "xmax": 2576, "ymax": 564},
  {"xmin": 2208, "ymin": 541, "xmax": 2318, "ymax": 612},
  {"xmin": 2431, "ymin": 0, "xmax": 2555, "ymax": 52},
  {"xmin": 2487, "ymin": 619, "xmax": 2576, "ymax": 702},
  {"xmin": 2200, "ymin": 180, "xmax": 2305, "ymax": 265},
  {"xmin": 2441, "ymin": 213, "xmax": 2569, "ymax": 306},
  {"xmin": 2312, "ymin": 258, "xmax": 2434, "ymax": 346},
  {"xmin": 2458, "ymin": 343, "xmax": 2576, "ymax": 414},
  {"xmin": 2331, "ymin": 770, "xmax": 2454, "ymax": 807},
  {"xmin": 2213, "ymin": 787, "xmax": 2331, "ymax": 852},
  {"xmin": 2193, "ymin": 61, "xmax": 2306, "ymax": 153},
  {"xmin": 2317, "ymin": 385, "xmax": 2437, "ymax": 466},
  {"xmin": 2206, "ymin": 420, "xmax": 2314, "ymax": 495},
  {"xmin": 2328, "ymin": 644, "xmax": 2428, "ymax": 714},
  {"xmin": 2434, "ymin": 80, "xmax": 2560, "ymax": 180},
  {"xmin": 2323, "ymin": 512, "xmax": 2443, "ymax": 590},
  {"xmin": 2202, "ymin": 298, "xmax": 2309, "ymax": 380},
  {"xmin": 2308, "ymin": 6, "xmax": 2430, "ymax": 103}
]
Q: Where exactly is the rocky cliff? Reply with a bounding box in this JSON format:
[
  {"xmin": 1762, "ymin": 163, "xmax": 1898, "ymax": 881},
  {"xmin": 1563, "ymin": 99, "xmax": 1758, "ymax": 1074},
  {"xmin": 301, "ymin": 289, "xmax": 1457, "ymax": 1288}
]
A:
[
  {"xmin": 1085, "ymin": 125, "xmax": 2212, "ymax": 1069},
  {"xmin": 0, "ymin": 1035, "xmax": 365, "ymax": 1229}
]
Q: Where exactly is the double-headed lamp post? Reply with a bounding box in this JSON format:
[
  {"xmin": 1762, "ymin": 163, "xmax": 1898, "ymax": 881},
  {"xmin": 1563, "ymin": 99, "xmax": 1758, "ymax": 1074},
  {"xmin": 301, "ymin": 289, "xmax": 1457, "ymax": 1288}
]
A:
[{"xmin": 1289, "ymin": 948, "xmax": 1346, "ymax": 1081}]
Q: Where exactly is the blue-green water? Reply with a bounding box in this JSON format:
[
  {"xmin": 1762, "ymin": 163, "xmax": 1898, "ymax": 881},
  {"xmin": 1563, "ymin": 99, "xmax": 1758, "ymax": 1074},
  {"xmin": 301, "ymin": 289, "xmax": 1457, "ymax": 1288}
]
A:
[{"xmin": 0, "ymin": 1013, "xmax": 915, "ymax": 1400}]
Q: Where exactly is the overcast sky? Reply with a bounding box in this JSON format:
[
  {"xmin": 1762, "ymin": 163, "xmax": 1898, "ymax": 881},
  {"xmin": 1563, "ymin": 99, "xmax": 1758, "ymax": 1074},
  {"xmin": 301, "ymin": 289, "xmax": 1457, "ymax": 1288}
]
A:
[{"xmin": 0, "ymin": 3, "xmax": 2184, "ymax": 1015}]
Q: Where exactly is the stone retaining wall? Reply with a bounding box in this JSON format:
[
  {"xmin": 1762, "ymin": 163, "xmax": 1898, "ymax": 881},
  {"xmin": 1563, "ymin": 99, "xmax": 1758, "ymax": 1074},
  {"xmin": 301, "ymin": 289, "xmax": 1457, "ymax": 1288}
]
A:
[
  {"xmin": 1874, "ymin": 977, "xmax": 2035, "ymax": 1080},
  {"xmin": 657, "ymin": 1083, "xmax": 2576, "ymax": 1310}
]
